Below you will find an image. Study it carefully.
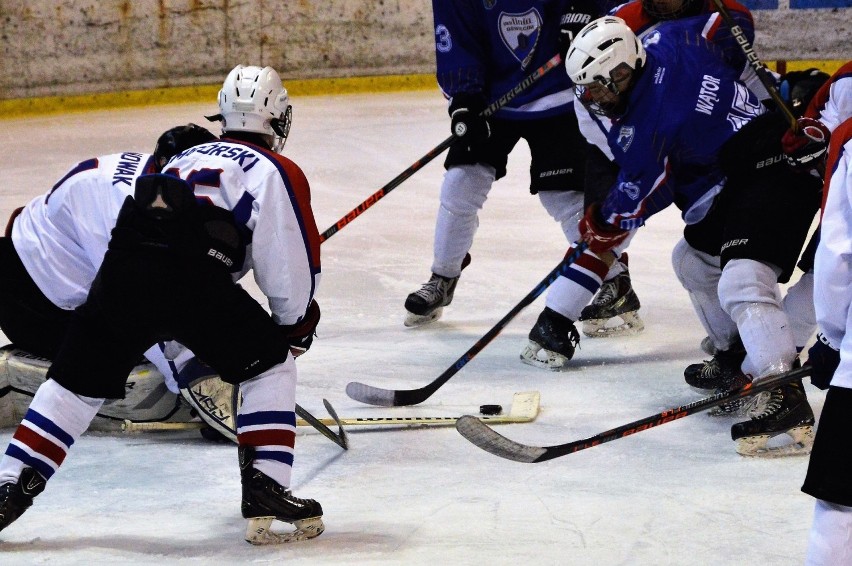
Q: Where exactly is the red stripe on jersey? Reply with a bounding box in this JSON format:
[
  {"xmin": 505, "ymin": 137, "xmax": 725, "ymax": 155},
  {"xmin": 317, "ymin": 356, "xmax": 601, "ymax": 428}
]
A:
[
  {"xmin": 238, "ymin": 429, "xmax": 297, "ymax": 448},
  {"xmin": 806, "ymin": 61, "xmax": 852, "ymax": 120},
  {"xmin": 13, "ymin": 424, "xmax": 67, "ymax": 466},
  {"xmin": 821, "ymin": 117, "xmax": 852, "ymax": 216},
  {"xmin": 273, "ymin": 154, "xmax": 321, "ymax": 271}
]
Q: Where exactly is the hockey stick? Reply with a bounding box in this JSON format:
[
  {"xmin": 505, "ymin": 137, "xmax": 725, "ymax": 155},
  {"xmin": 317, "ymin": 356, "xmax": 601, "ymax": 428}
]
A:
[
  {"xmin": 709, "ymin": 0, "xmax": 797, "ymax": 130},
  {"xmin": 122, "ymin": 399, "xmax": 347, "ymax": 448},
  {"xmin": 456, "ymin": 365, "xmax": 812, "ymax": 463},
  {"xmin": 297, "ymin": 402, "xmax": 348, "ymax": 450},
  {"xmin": 124, "ymin": 391, "xmax": 541, "ymax": 431},
  {"xmin": 319, "ymin": 53, "xmax": 564, "ymax": 242},
  {"xmin": 346, "ymin": 243, "xmax": 590, "ymax": 407}
]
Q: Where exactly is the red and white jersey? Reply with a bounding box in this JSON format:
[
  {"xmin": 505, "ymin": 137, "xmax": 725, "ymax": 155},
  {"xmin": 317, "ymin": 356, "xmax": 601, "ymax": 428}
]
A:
[
  {"xmin": 12, "ymin": 152, "xmax": 156, "ymax": 309},
  {"xmin": 805, "ymin": 60, "xmax": 852, "ymax": 133},
  {"xmin": 165, "ymin": 138, "xmax": 321, "ymax": 326},
  {"xmin": 813, "ymin": 117, "xmax": 852, "ymax": 388}
]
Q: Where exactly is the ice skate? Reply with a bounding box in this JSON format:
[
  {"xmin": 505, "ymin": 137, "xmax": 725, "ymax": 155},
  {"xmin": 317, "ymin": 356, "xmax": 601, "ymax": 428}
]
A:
[
  {"xmin": 239, "ymin": 446, "xmax": 324, "ymax": 544},
  {"xmin": 404, "ymin": 254, "xmax": 470, "ymax": 327},
  {"xmin": 707, "ymin": 373, "xmax": 771, "ymax": 417},
  {"xmin": 0, "ymin": 467, "xmax": 46, "ymax": 533},
  {"xmin": 683, "ymin": 337, "xmax": 746, "ymax": 391},
  {"xmin": 730, "ymin": 379, "xmax": 815, "ymax": 457},
  {"xmin": 520, "ymin": 307, "xmax": 580, "ymax": 371},
  {"xmin": 579, "ymin": 268, "xmax": 644, "ymax": 338}
]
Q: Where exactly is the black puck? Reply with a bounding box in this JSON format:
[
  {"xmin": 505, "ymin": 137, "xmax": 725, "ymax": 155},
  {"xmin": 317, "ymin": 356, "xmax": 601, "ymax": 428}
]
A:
[{"xmin": 479, "ymin": 404, "xmax": 503, "ymax": 415}]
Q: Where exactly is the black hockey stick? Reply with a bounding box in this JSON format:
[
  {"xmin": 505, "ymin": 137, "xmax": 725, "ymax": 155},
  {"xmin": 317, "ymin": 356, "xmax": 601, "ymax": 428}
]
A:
[
  {"xmin": 296, "ymin": 402, "xmax": 348, "ymax": 450},
  {"xmin": 319, "ymin": 53, "xmax": 564, "ymax": 243},
  {"xmin": 709, "ymin": 0, "xmax": 798, "ymax": 130},
  {"xmin": 455, "ymin": 365, "xmax": 812, "ymax": 463},
  {"xmin": 345, "ymin": 242, "xmax": 590, "ymax": 407}
]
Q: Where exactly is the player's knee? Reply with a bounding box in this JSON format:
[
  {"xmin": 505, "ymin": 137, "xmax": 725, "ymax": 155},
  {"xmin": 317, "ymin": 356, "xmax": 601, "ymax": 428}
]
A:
[
  {"xmin": 671, "ymin": 238, "xmax": 720, "ymax": 293},
  {"xmin": 440, "ymin": 164, "xmax": 495, "ymax": 215},
  {"xmin": 538, "ymin": 190, "xmax": 584, "ymax": 239},
  {"xmin": 718, "ymin": 258, "xmax": 782, "ymax": 319}
]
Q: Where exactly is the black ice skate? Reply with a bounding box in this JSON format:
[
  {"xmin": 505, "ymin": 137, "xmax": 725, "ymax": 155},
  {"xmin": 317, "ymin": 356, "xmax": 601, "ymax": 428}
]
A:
[
  {"xmin": 520, "ymin": 307, "xmax": 581, "ymax": 371},
  {"xmin": 730, "ymin": 379, "xmax": 815, "ymax": 457},
  {"xmin": 0, "ymin": 467, "xmax": 46, "ymax": 533},
  {"xmin": 239, "ymin": 446, "xmax": 324, "ymax": 544},
  {"xmin": 403, "ymin": 254, "xmax": 471, "ymax": 327},
  {"xmin": 579, "ymin": 266, "xmax": 644, "ymax": 338},
  {"xmin": 706, "ymin": 373, "xmax": 771, "ymax": 418},
  {"xmin": 683, "ymin": 337, "xmax": 746, "ymax": 391}
]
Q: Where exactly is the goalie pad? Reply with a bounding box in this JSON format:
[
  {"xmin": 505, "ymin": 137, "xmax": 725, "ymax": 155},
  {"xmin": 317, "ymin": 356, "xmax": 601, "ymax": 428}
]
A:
[
  {"xmin": 0, "ymin": 344, "xmax": 193, "ymax": 430},
  {"xmin": 179, "ymin": 367, "xmax": 239, "ymax": 443}
]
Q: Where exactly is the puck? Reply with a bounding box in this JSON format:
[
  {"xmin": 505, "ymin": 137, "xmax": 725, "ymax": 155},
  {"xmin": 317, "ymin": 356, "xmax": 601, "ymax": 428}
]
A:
[{"xmin": 479, "ymin": 404, "xmax": 503, "ymax": 415}]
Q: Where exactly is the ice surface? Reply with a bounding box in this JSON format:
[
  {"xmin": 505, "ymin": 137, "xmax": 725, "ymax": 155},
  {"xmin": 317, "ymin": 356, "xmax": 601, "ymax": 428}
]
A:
[{"xmin": 0, "ymin": 91, "xmax": 822, "ymax": 565}]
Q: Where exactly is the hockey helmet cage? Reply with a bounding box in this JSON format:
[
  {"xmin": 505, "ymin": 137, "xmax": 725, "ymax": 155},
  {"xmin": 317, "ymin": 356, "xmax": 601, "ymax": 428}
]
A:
[
  {"xmin": 153, "ymin": 123, "xmax": 217, "ymax": 170},
  {"xmin": 211, "ymin": 65, "xmax": 292, "ymax": 153}
]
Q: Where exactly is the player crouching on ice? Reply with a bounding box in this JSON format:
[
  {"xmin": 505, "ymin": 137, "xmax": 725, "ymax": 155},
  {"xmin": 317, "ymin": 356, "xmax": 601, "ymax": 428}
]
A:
[
  {"xmin": 563, "ymin": 17, "xmax": 820, "ymax": 456},
  {"xmin": 0, "ymin": 64, "xmax": 325, "ymax": 544}
]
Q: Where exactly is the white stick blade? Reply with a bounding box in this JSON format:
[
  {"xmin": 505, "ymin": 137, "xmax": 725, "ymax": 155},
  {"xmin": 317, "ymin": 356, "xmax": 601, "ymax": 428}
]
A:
[
  {"xmin": 455, "ymin": 415, "xmax": 546, "ymax": 463},
  {"xmin": 345, "ymin": 381, "xmax": 397, "ymax": 406}
]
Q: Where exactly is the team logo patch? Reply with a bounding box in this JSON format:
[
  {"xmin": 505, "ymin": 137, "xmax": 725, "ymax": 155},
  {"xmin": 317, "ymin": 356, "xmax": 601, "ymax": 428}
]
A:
[
  {"xmin": 499, "ymin": 9, "xmax": 542, "ymax": 64},
  {"xmin": 616, "ymin": 125, "xmax": 635, "ymax": 151},
  {"xmin": 618, "ymin": 181, "xmax": 641, "ymax": 200}
]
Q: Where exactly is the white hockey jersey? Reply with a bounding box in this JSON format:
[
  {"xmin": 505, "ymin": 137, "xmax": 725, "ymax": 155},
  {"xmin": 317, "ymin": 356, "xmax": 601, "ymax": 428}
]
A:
[
  {"xmin": 813, "ymin": 117, "xmax": 852, "ymax": 389},
  {"xmin": 12, "ymin": 152, "xmax": 155, "ymax": 310},
  {"xmin": 164, "ymin": 138, "xmax": 321, "ymax": 327}
]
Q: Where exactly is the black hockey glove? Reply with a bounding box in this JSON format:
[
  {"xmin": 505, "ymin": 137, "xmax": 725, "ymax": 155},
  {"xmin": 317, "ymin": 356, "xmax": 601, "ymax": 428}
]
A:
[
  {"xmin": 279, "ymin": 300, "xmax": 321, "ymax": 358},
  {"xmin": 559, "ymin": 1, "xmax": 598, "ymax": 58},
  {"xmin": 449, "ymin": 92, "xmax": 491, "ymax": 151},
  {"xmin": 806, "ymin": 334, "xmax": 840, "ymax": 390}
]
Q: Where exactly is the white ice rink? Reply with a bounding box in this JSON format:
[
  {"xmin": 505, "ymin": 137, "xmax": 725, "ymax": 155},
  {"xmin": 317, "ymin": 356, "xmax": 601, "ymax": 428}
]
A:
[{"xmin": 0, "ymin": 91, "xmax": 823, "ymax": 565}]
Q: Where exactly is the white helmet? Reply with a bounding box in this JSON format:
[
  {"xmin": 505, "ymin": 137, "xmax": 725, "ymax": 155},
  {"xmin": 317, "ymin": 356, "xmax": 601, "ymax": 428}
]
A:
[
  {"xmin": 565, "ymin": 17, "xmax": 646, "ymax": 88},
  {"xmin": 214, "ymin": 65, "xmax": 292, "ymax": 153}
]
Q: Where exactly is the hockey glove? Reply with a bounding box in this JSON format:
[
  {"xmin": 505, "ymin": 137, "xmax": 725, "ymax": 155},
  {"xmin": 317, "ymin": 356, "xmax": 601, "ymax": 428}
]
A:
[
  {"xmin": 806, "ymin": 334, "xmax": 840, "ymax": 390},
  {"xmin": 578, "ymin": 203, "xmax": 629, "ymax": 255},
  {"xmin": 781, "ymin": 117, "xmax": 830, "ymax": 171},
  {"xmin": 280, "ymin": 299, "xmax": 321, "ymax": 358},
  {"xmin": 449, "ymin": 92, "xmax": 491, "ymax": 150}
]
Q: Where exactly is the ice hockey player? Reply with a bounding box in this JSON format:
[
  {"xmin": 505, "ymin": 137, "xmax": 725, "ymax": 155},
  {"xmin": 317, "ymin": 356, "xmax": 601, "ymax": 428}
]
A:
[
  {"xmin": 0, "ymin": 65, "xmax": 324, "ymax": 544},
  {"xmin": 0, "ymin": 123, "xmax": 217, "ymax": 423},
  {"xmin": 574, "ymin": 0, "xmax": 761, "ymax": 340},
  {"xmin": 801, "ymin": 114, "xmax": 852, "ymax": 566},
  {"xmin": 565, "ymin": 17, "xmax": 821, "ymax": 455},
  {"xmin": 407, "ymin": 0, "xmax": 643, "ymax": 371}
]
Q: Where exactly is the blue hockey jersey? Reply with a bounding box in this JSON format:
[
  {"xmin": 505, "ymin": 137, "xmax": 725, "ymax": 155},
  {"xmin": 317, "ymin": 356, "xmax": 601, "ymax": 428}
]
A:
[
  {"xmin": 432, "ymin": 0, "xmax": 605, "ymax": 120},
  {"xmin": 599, "ymin": 16, "xmax": 765, "ymax": 230}
]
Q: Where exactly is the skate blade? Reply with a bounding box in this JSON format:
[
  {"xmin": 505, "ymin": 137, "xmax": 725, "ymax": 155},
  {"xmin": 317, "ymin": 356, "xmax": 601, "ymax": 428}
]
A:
[
  {"xmin": 581, "ymin": 312, "xmax": 644, "ymax": 338},
  {"xmin": 404, "ymin": 307, "xmax": 443, "ymax": 328},
  {"xmin": 519, "ymin": 341, "xmax": 570, "ymax": 371},
  {"xmin": 735, "ymin": 424, "xmax": 815, "ymax": 457},
  {"xmin": 245, "ymin": 516, "xmax": 325, "ymax": 545}
]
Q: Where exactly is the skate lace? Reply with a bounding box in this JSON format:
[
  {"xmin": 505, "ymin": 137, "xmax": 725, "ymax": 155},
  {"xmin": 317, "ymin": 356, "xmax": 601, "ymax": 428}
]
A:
[
  {"xmin": 748, "ymin": 389, "xmax": 784, "ymax": 421},
  {"xmin": 592, "ymin": 277, "xmax": 620, "ymax": 306},
  {"xmin": 412, "ymin": 276, "xmax": 448, "ymax": 303}
]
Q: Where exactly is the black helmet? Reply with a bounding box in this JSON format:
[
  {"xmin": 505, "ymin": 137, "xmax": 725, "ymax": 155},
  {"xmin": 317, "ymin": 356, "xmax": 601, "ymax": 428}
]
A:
[
  {"xmin": 642, "ymin": 0, "xmax": 704, "ymax": 20},
  {"xmin": 780, "ymin": 68, "xmax": 831, "ymax": 118},
  {"xmin": 153, "ymin": 123, "xmax": 217, "ymax": 169}
]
